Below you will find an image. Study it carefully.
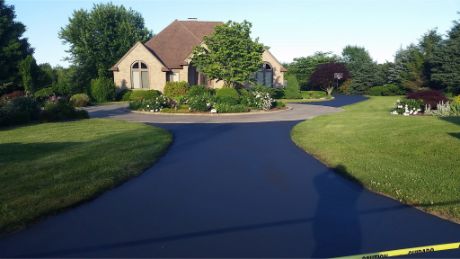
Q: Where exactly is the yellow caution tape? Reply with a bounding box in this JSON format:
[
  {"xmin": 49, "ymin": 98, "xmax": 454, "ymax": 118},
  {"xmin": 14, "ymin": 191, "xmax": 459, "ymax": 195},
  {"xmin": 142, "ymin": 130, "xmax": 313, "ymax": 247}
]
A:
[{"xmin": 334, "ymin": 242, "xmax": 460, "ymax": 259}]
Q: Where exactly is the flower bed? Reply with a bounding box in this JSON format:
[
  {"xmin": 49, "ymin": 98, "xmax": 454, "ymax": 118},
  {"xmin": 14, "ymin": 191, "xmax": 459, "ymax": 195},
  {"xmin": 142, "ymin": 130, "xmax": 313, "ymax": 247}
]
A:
[{"xmin": 128, "ymin": 84, "xmax": 284, "ymax": 114}]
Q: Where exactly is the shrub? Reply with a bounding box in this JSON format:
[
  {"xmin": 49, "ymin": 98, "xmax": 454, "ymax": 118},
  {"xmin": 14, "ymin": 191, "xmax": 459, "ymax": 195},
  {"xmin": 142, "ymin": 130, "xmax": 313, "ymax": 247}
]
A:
[
  {"xmin": 301, "ymin": 91, "xmax": 327, "ymax": 99},
  {"xmin": 129, "ymin": 90, "xmax": 161, "ymax": 101},
  {"xmin": 34, "ymin": 87, "xmax": 54, "ymax": 100},
  {"xmin": 40, "ymin": 99, "xmax": 88, "ymax": 122},
  {"xmin": 90, "ymin": 77, "xmax": 115, "ymax": 103},
  {"xmin": 187, "ymin": 85, "xmax": 213, "ymax": 98},
  {"xmin": 270, "ymin": 88, "xmax": 285, "ymax": 99},
  {"xmin": 284, "ymin": 75, "xmax": 301, "ymax": 99},
  {"xmin": 70, "ymin": 93, "xmax": 90, "ymax": 107},
  {"xmin": 188, "ymin": 94, "xmax": 213, "ymax": 112},
  {"xmin": 367, "ymin": 84, "xmax": 405, "ymax": 96},
  {"xmin": 164, "ymin": 81, "xmax": 188, "ymax": 98},
  {"xmin": 273, "ymin": 101, "xmax": 286, "ymax": 109},
  {"xmin": 452, "ymin": 95, "xmax": 460, "ymax": 105},
  {"xmin": 338, "ymin": 79, "xmax": 352, "ymax": 95},
  {"xmin": 115, "ymin": 89, "xmax": 131, "ymax": 101},
  {"xmin": 0, "ymin": 97, "xmax": 41, "ymax": 127},
  {"xmin": 391, "ymin": 98, "xmax": 423, "ymax": 115},
  {"xmin": 1, "ymin": 90, "xmax": 25, "ymax": 100},
  {"xmin": 426, "ymin": 101, "xmax": 460, "ymax": 117},
  {"xmin": 252, "ymin": 91, "xmax": 274, "ymax": 110},
  {"xmin": 214, "ymin": 103, "xmax": 249, "ymax": 113},
  {"xmin": 406, "ymin": 90, "xmax": 448, "ymax": 109},
  {"xmin": 129, "ymin": 95, "xmax": 173, "ymax": 112},
  {"xmin": 215, "ymin": 87, "xmax": 240, "ymax": 105}
]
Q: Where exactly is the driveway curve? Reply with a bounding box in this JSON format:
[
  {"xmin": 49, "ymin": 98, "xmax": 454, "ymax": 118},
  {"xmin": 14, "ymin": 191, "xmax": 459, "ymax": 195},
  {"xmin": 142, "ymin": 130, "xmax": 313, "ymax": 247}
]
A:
[{"xmin": 1, "ymin": 95, "xmax": 459, "ymax": 258}]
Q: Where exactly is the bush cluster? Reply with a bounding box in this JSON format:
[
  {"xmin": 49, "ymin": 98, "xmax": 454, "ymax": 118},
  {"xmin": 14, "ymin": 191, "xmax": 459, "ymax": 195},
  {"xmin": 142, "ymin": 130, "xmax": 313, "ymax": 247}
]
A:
[
  {"xmin": 128, "ymin": 90, "xmax": 161, "ymax": 101},
  {"xmin": 368, "ymin": 84, "xmax": 405, "ymax": 96},
  {"xmin": 406, "ymin": 90, "xmax": 448, "ymax": 109},
  {"xmin": 0, "ymin": 96, "xmax": 88, "ymax": 127},
  {"xmin": 128, "ymin": 84, "xmax": 279, "ymax": 113}
]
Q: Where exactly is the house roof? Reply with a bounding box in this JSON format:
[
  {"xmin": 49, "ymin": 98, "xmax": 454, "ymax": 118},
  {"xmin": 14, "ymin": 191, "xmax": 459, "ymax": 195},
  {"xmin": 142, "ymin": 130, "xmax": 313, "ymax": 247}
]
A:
[{"xmin": 144, "ymin": 20, "xmax": 223, "ymax": 69}]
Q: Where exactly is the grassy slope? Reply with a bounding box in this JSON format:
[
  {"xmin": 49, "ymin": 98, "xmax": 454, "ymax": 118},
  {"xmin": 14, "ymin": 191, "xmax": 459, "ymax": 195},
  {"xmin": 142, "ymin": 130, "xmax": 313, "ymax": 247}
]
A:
[
  {"xmin": 291, "ymin": 96, "xmax": 460, "ymax": 221},
  {"xmin": 0, "ymin": 119, "xmax": 172, "ymax": 233}
]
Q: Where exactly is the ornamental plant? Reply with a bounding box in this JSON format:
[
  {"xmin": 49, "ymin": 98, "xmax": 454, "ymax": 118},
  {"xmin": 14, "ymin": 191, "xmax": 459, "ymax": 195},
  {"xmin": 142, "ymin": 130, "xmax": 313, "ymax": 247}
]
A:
[{"xmin": 391, "ymin": 98, "xmax": 423, "ymax": 116}]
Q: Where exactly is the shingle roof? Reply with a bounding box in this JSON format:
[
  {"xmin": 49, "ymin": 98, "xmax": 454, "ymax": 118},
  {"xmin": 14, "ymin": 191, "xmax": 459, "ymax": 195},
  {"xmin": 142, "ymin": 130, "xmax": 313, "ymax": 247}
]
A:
[{"xmin": 144, "ymin": 20, "xmax": 223, "ymax": 69}]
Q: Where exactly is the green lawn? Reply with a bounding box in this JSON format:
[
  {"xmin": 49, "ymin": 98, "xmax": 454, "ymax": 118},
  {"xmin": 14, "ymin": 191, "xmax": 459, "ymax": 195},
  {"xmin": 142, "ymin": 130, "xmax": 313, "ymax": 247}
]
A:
[
  {"xmin": 291, "ymin": 96, "xmax": 460, "ymax": 222},
  {"xmin": 0, "ymin": 119, "xmax": 172, "ymax": 233}
]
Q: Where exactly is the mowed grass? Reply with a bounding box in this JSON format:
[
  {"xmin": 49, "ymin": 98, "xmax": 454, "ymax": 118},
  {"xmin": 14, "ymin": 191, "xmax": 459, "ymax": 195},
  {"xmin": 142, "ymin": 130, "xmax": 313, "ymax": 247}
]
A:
[
  {"xmin": 0, "ymin": 119, "xmax": 172, "ymax": 233},
  {"xmin": 291, "ymin": 96, "xmax": 460, "ymax": 221}
]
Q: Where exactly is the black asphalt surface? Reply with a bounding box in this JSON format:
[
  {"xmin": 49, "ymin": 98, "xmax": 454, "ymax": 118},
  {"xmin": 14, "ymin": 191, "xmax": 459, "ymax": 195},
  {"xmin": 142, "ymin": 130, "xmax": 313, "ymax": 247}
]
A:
[{"xmin": 1, "ymin": 95, "xmax": 459, "ymax": 258}]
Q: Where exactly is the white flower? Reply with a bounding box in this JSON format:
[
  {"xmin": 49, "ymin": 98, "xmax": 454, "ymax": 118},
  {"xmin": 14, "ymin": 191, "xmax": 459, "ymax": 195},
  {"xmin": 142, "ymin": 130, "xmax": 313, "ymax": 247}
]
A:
[
  {"xmin": 391, "ymin": 111, "xmax": 398, "ymax": 115},
  {"xmin": 150, "ymin": 109, "xmax": 154, "ymax": 112},
  {"xmin": 146, "ymin": 104, "xmax": 150, "ymax": 108},
  {"xmin": 210, "ymin": 108, "xmax": 217, "ymax": 113}
]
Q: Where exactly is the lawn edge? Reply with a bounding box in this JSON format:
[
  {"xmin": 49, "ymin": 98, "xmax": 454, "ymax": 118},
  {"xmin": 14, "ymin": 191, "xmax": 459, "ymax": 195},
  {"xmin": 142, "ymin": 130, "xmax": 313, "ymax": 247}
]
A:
[
  {"xmin": 0, "ymin": 121, "xmax": 173, "ymax": 236},
  {"xmin": 289, "ymin": 114, "xmax": 460, "ymax": 225}
]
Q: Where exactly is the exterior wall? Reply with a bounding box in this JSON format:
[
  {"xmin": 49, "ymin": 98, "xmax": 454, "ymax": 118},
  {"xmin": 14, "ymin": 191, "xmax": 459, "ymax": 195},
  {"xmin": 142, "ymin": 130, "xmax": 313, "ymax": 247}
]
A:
[
  {"xmin": 113, "ymin": 43, "xmax": 167, "ymax": 92},
  {"xmin": 262, "ymin": 50, "xmax": 285, "ymax": 88},
  {"xmin": 177, "ymin": 67, "xmax": 188, "ymax": 83}
]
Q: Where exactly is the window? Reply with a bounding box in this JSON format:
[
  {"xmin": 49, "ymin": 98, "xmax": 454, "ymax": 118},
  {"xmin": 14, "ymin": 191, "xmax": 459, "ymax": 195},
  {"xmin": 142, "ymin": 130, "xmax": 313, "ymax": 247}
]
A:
[
  {"xmin": 169, "ymin": 72, "xmax": 180, "ymax": 82},
  {"xmin": 131, "ymin": 61, "xmax": 149, "ymax": 89},
  {"xmin": 255, "ymin": 63, "xmax": 273, "ymax": 87}
]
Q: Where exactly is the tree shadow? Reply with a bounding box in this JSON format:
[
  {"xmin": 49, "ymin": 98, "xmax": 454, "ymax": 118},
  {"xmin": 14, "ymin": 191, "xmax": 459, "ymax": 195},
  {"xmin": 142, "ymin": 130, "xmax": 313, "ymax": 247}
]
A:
[
  {"xmin": 440, "ymin": 116, "xmax": 460, "ymax": 126},
  {"xmin": 312, "ymin": 164, "xmax": 363, "ymax": 257},
  {"xmin": 0, "ymin": 142, "xmax": 81, "ymax": 164},
  {"xmin": 448, "ymin": 132, "xmax": 460, "ymax": 140}
]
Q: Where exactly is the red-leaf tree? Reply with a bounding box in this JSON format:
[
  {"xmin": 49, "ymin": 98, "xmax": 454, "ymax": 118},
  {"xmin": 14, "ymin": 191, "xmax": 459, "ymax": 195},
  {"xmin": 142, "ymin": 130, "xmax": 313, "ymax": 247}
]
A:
[{"xmin": 309, "ymin": 63, "xmax": 350, "ymax": 95}]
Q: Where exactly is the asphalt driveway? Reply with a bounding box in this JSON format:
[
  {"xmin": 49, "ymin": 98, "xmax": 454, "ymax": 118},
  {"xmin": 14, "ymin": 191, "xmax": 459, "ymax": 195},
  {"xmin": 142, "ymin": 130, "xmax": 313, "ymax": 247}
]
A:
[{"xmin": 0, "ymin": 95, "xmax": 459, "ymax": 258}]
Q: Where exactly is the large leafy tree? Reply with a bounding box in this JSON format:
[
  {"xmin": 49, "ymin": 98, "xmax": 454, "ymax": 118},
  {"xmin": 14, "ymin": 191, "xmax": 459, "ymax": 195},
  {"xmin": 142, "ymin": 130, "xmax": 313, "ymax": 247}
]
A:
[
  {"xmin": 431, "ymin": 18, "xmax": 460, "ymax": 94},
  {"xmin": 309, "ymin": 62, "xmax": 350, "ymax": 96},
  {"xmin": 0, "ymin": 0, "xmax": 33, "ymax": 90},
  {"xmin": 287, "ymin": 52, "xmax": 339, "ymax": 89},
  {"xmin": 59, "ymin": 3, "xmax": 152, "ymax": 85},
  {"xmin": 341, "ymin": 46, "xmax": 380, "ymax": 94},
  {"xmin": 191, "ymin": 20, "xmax": 265, "ymax": 88}
]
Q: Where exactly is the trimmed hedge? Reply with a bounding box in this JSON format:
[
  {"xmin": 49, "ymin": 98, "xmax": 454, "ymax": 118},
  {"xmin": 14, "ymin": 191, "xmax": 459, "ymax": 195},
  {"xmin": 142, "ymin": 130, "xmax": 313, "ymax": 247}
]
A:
[
  {"xmin": 214, "ymin": 103, "xmax": 249, "ymax": 113},
  {"xmin": 164, "ymin": 81, "xmax": 188, "ymax": 98},
  {"xmin": 284, "ymin": 75, "xmax": 302, "ymax": 99},
  {"xmin": 0, "ymin": 97, "xmax": 41, "ymax": 127},
  {"xmin": 129, "ymin": 90, "xmax": 161, "ymax": 101},
  {"xmin": 40, "ymin": 100, "xmax": 89, "ymax": 122}
]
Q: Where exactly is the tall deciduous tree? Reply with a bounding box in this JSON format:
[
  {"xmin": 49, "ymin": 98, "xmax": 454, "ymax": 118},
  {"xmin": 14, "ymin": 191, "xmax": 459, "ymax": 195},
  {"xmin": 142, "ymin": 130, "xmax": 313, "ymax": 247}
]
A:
[
  {"xmin": 309, "ymin": 62, "xmax": 350, "ymax": 96},
  {"xmin": 191, "ymin": 20, "xmax": 265, "ymax": 88},
  {"xmin": 431, "ymin": 18, "xmax": 460, "ymax": 94},
  {"xmin": 59, "ymin": 3, "xmax": 152, "ymax": 86},
  {"xmin": 0, "ymin": 0, "xmax": 33, "ymax": 88},
  {"xmin": 287, "ymin": 52, "xmax": 339, "ymax": 89},
  {"xmin": 341, "ymin": 46, "xmax": 380, "ymax": 94}
]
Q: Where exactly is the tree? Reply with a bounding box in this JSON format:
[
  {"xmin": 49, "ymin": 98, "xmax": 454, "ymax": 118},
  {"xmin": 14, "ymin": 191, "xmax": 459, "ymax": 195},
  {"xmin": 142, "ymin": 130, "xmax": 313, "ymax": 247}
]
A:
[
  {"xmin": 419, "ymin": 29, "xmax": 443, "ymax": 88},
  {"xmin": 59, "ymin": 3, "xmax": 152, "ymax": 85},
  {"xmin": 341, "ymin": 45, "xmax": 380, "ymax": 94},
  {"xmin": 18, "ymin": 55, "xmax": 39, "ymax": 94},
  {"xmin": 287, "ymin": 52, "xmax": 339, "ymax": 89},
  {"xmin": 431, "ymin": 17, "xmax": 460, "ymax": 94},
  {"xmin": 309, "ymin": 62, "xmax": 350, "ymax": 96},
  {"xmin": 284, "ymin": 75, "xmax": 302, "ymax": 99},
  {"xmin": 394, "ymin": 44, "xmax": 426, "ymax": 91},
  {"xmin": 0, "ymin": 0, "xmax": 33, "ymax": 87},
  {"xmin": 191, "ymin": 20, "xmax": 265, "ymax": 88}
]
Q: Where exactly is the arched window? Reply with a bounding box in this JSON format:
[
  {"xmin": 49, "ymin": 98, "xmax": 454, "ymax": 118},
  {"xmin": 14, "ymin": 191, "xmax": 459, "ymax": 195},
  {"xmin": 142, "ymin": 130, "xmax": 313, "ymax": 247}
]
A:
[
  {"xmin": 131, "ymin": 61, "xmax": 149, "ymax": 89},
  {"xmin": 255, "ymin": 63, "xmax": 273, "ymax": 87}
]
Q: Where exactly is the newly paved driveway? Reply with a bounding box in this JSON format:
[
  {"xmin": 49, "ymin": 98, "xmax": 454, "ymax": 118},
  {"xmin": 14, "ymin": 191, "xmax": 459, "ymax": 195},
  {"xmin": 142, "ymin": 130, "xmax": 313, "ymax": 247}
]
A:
[{"xmin": 1, "ymin": 95, "xmax": 459, "ymax": 258}]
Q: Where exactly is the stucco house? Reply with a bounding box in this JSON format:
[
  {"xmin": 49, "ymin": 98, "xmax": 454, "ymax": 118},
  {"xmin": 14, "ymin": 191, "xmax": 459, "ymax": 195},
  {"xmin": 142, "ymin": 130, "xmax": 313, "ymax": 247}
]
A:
[{"xmin": 110, "ymin": 20, "xmax": 287, "ymax": 92}]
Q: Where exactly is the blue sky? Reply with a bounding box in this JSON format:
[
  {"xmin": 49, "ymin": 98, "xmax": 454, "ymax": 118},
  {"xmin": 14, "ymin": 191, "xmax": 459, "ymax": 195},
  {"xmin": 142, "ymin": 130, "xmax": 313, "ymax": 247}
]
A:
[{"xmin": 9, "ymin": 0, "xmax": 460, "ymax": 67}]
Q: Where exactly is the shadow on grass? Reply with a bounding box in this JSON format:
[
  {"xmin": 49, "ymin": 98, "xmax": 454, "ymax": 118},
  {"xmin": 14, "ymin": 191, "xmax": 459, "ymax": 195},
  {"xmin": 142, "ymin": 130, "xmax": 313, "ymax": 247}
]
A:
[
  {"xmin": 440, "ymin": 116, "xmax": 460, "ymax": 126},
  {"xmin": 0, "ymin": 142, "xmax": 81, "ymax": 163}
]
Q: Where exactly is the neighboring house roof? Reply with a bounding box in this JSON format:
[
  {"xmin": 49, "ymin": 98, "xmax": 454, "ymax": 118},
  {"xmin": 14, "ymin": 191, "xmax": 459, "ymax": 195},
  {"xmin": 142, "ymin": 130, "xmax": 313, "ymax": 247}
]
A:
[{"xmin": 144, "ymin": 20, "xmax": 223, "ymax": 69}]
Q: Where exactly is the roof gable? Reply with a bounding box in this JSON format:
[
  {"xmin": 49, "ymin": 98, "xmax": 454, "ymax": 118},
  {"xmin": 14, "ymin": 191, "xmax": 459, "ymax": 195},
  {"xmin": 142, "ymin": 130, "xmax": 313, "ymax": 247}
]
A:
[{"xmin": 144, "ymin": 20, "xmax": 223, "ymax": 69}]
